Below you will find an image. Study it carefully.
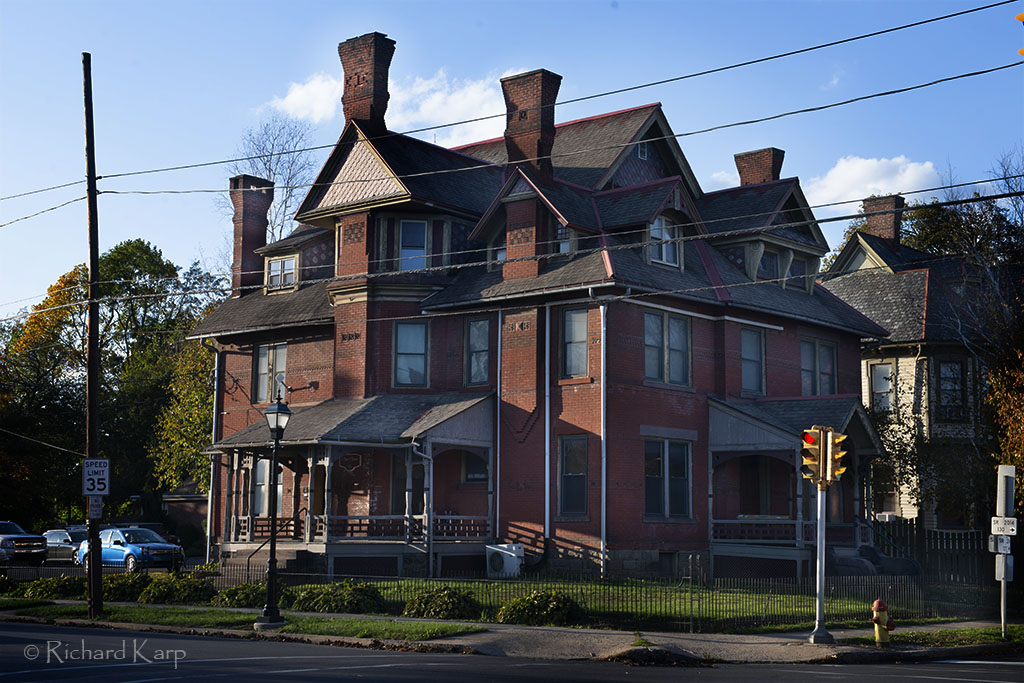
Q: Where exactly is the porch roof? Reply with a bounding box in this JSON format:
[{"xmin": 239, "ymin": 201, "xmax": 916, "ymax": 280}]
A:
[{"xmin": 210, "ymin": 392, "xmax": 493, "ymax": 450}]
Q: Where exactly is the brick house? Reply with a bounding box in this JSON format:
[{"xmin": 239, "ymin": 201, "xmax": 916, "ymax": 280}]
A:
[
  {"xmin": 822, "ymin": 196, "xmax": 990, "ymax": 528},
  {"xmin": 191, "ymin": 32, "xmax": 889, "ymax": 578}
]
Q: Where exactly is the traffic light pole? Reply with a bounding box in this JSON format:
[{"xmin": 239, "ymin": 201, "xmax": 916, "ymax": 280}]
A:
[{"xmin": 809, "ymin": 480, "xmax": 833, "ymax": 644}]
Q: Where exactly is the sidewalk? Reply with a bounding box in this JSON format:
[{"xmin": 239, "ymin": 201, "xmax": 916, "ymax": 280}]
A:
[{"xmin": 3, "ymin": 601, "xmax": 1018, "ymax": 665}]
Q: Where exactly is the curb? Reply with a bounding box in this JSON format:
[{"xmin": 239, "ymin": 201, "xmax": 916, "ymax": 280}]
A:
[{"xmin": 828, "ymin": 641, "xmax": 1024, "ymax": 664}]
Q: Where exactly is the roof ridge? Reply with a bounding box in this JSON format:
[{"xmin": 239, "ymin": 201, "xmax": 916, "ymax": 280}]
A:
[
  {"xmin": 701, "ymin": 177, "xmax": 798, "ymax": 197},
  {"xmin": 593, "ymin": 176, "xmax": 682, "ymax": 197}
]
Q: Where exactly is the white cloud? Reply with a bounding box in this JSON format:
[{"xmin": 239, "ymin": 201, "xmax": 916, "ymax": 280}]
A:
[
  {"xmin": 267, "ymin": 67, "xmax": 521, "ymax": 147},
  {"xmin": 822, "ymin": 72, "xmax": 840, "ymax": 90},
  {"xmin": 705, "ymin": 170, "xmax": 739, "ymax": 190},
  {"xmin": 804, "ymin": 155, "xmax": 939, "ymax": 214}
]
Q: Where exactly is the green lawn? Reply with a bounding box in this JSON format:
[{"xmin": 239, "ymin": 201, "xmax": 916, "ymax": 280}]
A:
[
  {"xmin": 12, "ymin": 603, "xmax": 484, "ymax": 641},
  {"xmin": 841, "ymin": 624, "xmax": 1024, "ymax": 647},
  {"xmin": 0, "ymin": 598, "xmax": 54, "ymax": 610}
]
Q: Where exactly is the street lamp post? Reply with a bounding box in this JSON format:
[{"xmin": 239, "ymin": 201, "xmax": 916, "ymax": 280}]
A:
[{"xmin": 256, "ymin": 396, "xmax": 290, "ymax": 628}]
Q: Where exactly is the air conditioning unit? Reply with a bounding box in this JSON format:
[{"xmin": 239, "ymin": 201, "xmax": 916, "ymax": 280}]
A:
[
  {"xmin": 485, "ymin": 543, "xmax": 524, "ymax": 578},
  {"xmin": 875, "ymin": 513, "xmax": 899, "ymax": 522}
]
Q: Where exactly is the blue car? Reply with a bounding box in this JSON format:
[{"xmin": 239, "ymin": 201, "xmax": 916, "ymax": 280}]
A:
[{"xmin": 78, "ymin": 527, "xmax": 184, "ymax": 573}]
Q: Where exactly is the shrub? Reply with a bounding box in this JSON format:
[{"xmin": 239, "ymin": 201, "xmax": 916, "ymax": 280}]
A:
[
  {"xmin": 102, "ymin": 573, "xmax": 153, "ymax": 602},
  {"xmin": 496, "ymin": 590, "xmax": 582, "ymax": 626},
  {"xmin": 402, "ymin": 586, "xmax": 481, "ymax": 621},
  {"xmin": 287, "ymin": 580, "xmax": 384, "ymax": 614},
  {"xmin": 22, "ymin": 576, "xmax": 87, "ymax": 600},
  {"xmin": 212, "ymin": 582, "xmax": 267, "ymax": 609},
  {"xmin": 138, "ymin": 574, "xmax": 216, "ymax": 605},
  {"xmin": 0, "ymin": 575, "xmax": 21, "ymax": 597}
]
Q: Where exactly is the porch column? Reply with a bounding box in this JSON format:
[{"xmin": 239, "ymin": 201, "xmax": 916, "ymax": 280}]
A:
[
  {"xmin": 404, "ymin": 450, "xmax": 413, "ymax": 543},
  {"xmin": 426, "ymin": 441, "xmax": 434, "ymax": 577},
  {"xmin": 486, "ymin": 446, "xmax": 494, "ymax": 541},
  {"xmin": 324, "ymin": 449, "xmax": 333, "ymax": 541},
  {"xmin": 291, "ymin": 456, "xmax": 302, "ymax": 540},
  {"xmin": 227, "ymin": 451, "xmax": 238, "ymax": 542},
  {"xmin": 247, "ymin": 455, "xmax": 256, "ymax": 542},
  {"xmin": 304, "ymin": 450, "xmax": 314, "ymax": 542},
  {"xmin": 853, "ymin": 456, "xmax": 863, "ymax": 549}
]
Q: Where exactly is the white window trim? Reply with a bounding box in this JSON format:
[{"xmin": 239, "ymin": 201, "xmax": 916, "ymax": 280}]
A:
[
  {"xmin": 648, "ymin": 216, "xmax": 680, "ymax": 267},
  {"xmin": 255, "ymin": 343, "xmax": 287, "ymax": 404},
  {"xmin": 266, "ymin": 254, "xmax": 299, "ymax": 291},
  {"xmin": 868, "ymin": 361, "xmax": 895, "ymax": 414},
  {"xmin": 637, "ymin": 141, "xmax": 649, "ymax": 161},
  {"xmin": 465, "ymin": 317, "xmax": 490, "ymax": 386},
  {"xmin": 561, "ymin": 307, "xmax": 589, "ymax": 378}
]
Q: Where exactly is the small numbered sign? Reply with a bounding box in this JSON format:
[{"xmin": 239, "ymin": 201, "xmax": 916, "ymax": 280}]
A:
[
  {"xmin": 82, "ymin": 458, "xmax": 110, "ymax": 496},
  {"xmin": 992, "ymin": 516, "xmax": 1017, "ymax": 536},
  {"xmin": 87, "ymin": 495, "xmax": 103, "ymax": 520}
]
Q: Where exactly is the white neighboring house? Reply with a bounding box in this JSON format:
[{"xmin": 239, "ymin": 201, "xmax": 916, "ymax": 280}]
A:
[{"xmin": 822, "ymin": 196, "xmax": 983, "ymax": 529}]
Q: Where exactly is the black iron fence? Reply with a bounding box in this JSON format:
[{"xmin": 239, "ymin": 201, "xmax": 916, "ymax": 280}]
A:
[{"xmin": 6, "ymin": 560, "xmax": 998, "ymax": 633}]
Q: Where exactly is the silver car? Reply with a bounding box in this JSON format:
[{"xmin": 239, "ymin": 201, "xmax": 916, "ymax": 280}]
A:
[{"xmin": 43, "ymin": 529, "xmax": 87, "ymax": 564}]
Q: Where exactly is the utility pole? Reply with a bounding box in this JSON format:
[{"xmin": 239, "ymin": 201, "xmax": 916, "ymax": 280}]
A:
[{"xmin": 83, "ymin": 51, "xmax": 103, "ymax": 619}]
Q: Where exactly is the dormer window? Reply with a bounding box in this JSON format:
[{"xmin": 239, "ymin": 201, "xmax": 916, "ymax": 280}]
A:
[
  {"xmin": 757, "ymin": 251, "xmax": 779, "ymax": 281},
  {"xmin": 555, "ymin": 223, "xmax": 572, "ymax": 254},
  {"xmin": 649, "ymin": 216, "xmax": 678, "ymax": 266},
  {"xmin": 637, "ymin": 141, "xmax": 649, "ymax": 161},
  {"xmin": 399, "ymin": 220, "xmax": 427, "ymax": 271},
  {"xmin": 267, "ymin": 256, "xmax": 296, "ymax": 290}
]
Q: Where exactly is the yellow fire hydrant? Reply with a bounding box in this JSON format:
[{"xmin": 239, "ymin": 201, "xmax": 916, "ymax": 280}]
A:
[{"xmin": 871, "ymin": 598, "xmax": 896, "ymax": 647}]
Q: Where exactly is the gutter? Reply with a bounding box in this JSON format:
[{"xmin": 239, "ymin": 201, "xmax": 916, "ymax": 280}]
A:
[
  {"xmin": 199, "ymin": 339, "xmax": 221, "ymax": 565},
  {"xmin": 599, "ymin": 298, "xmax": 608, "ymax": 578},
  {"xmin": 544, "ymin": 305, "xmax": 551, "ymax": 546},
  {"xmin": 423, "ymin": 282, "xmax": 616, "ymax": 311},
  {"xmin": 496, "ymin": 310, "xmax": 503, "ymax": 544}
]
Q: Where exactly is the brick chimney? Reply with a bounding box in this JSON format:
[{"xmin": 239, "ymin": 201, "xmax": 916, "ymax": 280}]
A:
[
  {"xmin": 230, "ymin": 174, "xmax": 274, "ymax": 297},
  {"xmin": 861, "ymin": 195, "xmax": 904, "ymax": 246},
  {"xmin": 501, "ymin": 69, "xmax": 562, "ymax": 183},
  {"xmin": 734, "ymin": 148, "xmax": 785, "ymax": 186},
  {"xmin": 338, "ymin": 32, "xmax": 396, "ymax": 135}
]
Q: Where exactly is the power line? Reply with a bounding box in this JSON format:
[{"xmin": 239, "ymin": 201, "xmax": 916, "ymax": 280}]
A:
[
  {"xmin": 98, "ymin": 61, "xmax": 1024, "ymax": 197},
  {"xmin": 0, "ymin": 196, "xmax": 87, "ymax": 229},
  {"xmin": 90, "ymin": 1, "xmax": 1015, "ymax": 184},
  {"xmin": 0, "ymin": 179, "xmax": 88, "ymax": 202},
  {"xmin": 3, "ymin": 189, "xmax": 1017, "ymax": 325},
  {"xmin": 0, "ymin": 426, "xmax": 85, "ymax": 457}
]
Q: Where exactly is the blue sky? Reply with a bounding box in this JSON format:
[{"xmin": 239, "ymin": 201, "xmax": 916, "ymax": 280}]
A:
[{"xmin": 2, "ymin": 0, "xmax": 1021, "ymax": 317}]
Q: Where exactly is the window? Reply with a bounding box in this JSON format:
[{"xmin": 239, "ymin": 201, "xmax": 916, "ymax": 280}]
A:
[
  {"xmin": 493, "ymin": 233, "xmax": 506, "ymax": 263},
  {"xmin": 757, "ymin": 251, "xmax": 778, "ymax": 280},
  {"xmin": 870, "ymin": 363, "xmax": 894, "ymax": 412},
  {"xmin": 555, "ymin": 223, "xmax": 572, "ymax": 254},
  {"xmin": 465, "ymin": 318, "xmax": 490, "ymax": 385},
  {"xmin": 788, "ymin": 257, "xmax": 807, "ymax": 286},
  {"xmin": 252, "ymin": 459, "xmax": 282, "ymax": 517},
  {"xmin": 648, "ymin": 216, "xmax": 679, "ymax": 266},
  {"xmin": 644, "ymin": 439, "xmax": 690, "ymax": 518},
  {"xmin": 740, "ymin": 328, "xmax": 764, "ymax": 394},
  {"xmin": 463, "ymin": 452, "xmax": 488, "ymax": 483},
  {"xmin": 637, "ymin": 141, "xmax": 649, "ymax": 160},
  {"xmin": 644, "ymin": 311, "xmax": 690, "ymax": 385},
  {"xmin": 395, "ymin": 322, "xmax": 428, "ymax": 386},
  {"xmin": 936, "ymin": 360, "xmax": 965, "ymax": 422},
  {"xmin": 399, "ymin": 220, "xmax": 427, "ymax": 271},
  {"xmin": 255, "ymin": 343, "xmax": 287, "ymax": 403},
  {"xmin": 800, "ymin": 339, "xmax": 836, "ymax": 396},
  {"xmin": 267, "ymin": 256, "xmax": 296, "ymax": 289},
  {"xmin": 559, "ymin": 436, "xmax": 587, "ymax": 515},
  {"xmin": 562, "ymin": 308, "xmax": 588, "ymax": 377}
]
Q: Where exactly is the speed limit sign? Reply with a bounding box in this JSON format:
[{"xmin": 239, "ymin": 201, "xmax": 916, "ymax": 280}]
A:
[{"xmin": 82, "ymin": 458, "xmax": 110, "ymax": 496}]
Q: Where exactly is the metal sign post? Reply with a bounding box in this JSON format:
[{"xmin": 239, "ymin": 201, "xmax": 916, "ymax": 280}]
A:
[
  {"xmin": 809, "ymin": 431, "xmax": 834, "ymax": 644},
  {"xmin": 994, "ymin": 465, "xmax": 1016, "ymax": 640}
]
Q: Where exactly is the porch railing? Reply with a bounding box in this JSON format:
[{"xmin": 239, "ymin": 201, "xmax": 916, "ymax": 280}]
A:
[
  {"xmin": 433, "ymin": 515, "xmax": 489, "ymax": 540},
  {"xmin": 305, "ymin": 514, "xmax": 491, "ymax": 542},
  {"xmin": 251, "ymin": 517, "xmax": 303, "ymax": 539},
  {"xmin": 712, "ymin": 519, "xmax": 800, "ymax": 544}
]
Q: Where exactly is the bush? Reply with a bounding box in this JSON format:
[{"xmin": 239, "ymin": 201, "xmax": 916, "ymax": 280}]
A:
[
  {"xmin": 402, "ymin": 586, "xmax": 481, "ymax": 621},
  {"xmin": 287, "ymin": 580, "xmax": 384, "ymax": 614},
  {"xmin": 102, "ymin": 573, "xmax": 153, "ymax": 602},
  {"xmin": 496, "ymin": 590, "xmax": 582, "ymax": 626},
  {"xmin": 22, "ymin": 576, "xmax": 87, "ymax": 600},
  {"xmin": 212, "ymin": 582, "xmax": 267, "ymax": 609},
  {"xmin": 138, "ymin": 574, "xmax": 216, "ymax": 605},
  {"xmin": 0, "ymin": 575, "xmax": 21, "ymax": 597}
]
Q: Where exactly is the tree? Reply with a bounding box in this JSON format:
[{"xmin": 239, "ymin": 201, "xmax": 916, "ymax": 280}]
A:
[{"xmin": 217, "ymin": 113, "xmax": 318, "ymax": 243}]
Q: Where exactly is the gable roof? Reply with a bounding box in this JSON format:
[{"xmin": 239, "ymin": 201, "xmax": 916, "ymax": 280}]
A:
[
  {"xmin": 454, "ymin": 104, "xmax": 663, "ymax": 190},
  {"xmin": 695, "ymin": 179, "xmax": 825, "ymax": 251},
  {"xmin": 188, "ymin": 281, "xmax": 333, "ymax": 339},
  {"xmin": 594, "ymin": 178, "xmax": 686, "ymax": 229},
  {"xmin": 255, "ymin": 225, "xmax": 331, "ymax": 255}
]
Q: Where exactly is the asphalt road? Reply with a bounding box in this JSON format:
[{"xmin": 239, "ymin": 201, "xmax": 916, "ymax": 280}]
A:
[{"xmin": 1, "ymin": 623, "xmax": 1022, "ymax": 682}]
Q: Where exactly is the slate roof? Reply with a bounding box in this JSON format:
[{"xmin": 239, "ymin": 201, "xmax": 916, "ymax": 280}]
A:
[
  {"xmin": 454, "ymin": 104, "xmax": 659, "ymax": 189},
  {"xmin": 694, "ymin": 179, "xmax": 818, "ymax": 248},
  {"xmin": 857, "ymin": 232, "xmax": 931, "ymax": 268},
  {"xmin": 256, "ymin": 225, "xmax": 330, "ymax": 255},
  {"xmin": 715, "ymin": 395, "xmax": 863, "ymax": 436},
  {"xmin": 595, "ymin": 179, "xmax": 677, "ymax": 229},
  {"xmin": 542, "ymin": 181, "xmax": 600, "ymax": 231},
  {"xmin": 189, "ymin": 281, "xmax": 333, "ymax": 339},
  {"xmin": 211, "ymin": 393, "xmax": 492, "ymax": 448},
  {"xmin": 821, "ymin": 268, "xmax": 926, "ymax": 342}
]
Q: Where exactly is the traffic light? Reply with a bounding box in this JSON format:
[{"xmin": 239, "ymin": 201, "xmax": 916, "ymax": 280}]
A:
[
  {"xmin": 827, "ymin": 431, "xmax": 848, "ymax": 482},
  {"xmin": 800, "ymin": 427, "xmax": 823, "ymax": 483},
  {"xmin": 1018, "ymin": 12, "xmax": 1024, "ymax": 56}
]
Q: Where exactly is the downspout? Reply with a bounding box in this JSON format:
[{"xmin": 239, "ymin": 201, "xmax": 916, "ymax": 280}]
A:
[
  {"xmin": 412, "ymin": 443, "xmax": 434, "ymax": 576},
  {"xmin": 599, "ymin": 300, "xmax": 608, "ymax": 578},
  {"xmin": 200, "ymin": 339, "xmax": 221, "ymax": 565},
  {"xmin": 496, "ymin": 310, "xmax": 503, "ymax": 541},
  {"xmin": 544, "ymin": 304, "xmax": 551, "ymax": 549}
]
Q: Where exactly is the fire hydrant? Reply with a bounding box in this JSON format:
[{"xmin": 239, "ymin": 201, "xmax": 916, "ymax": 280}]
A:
[{"xmin": 871, "ymin": 598, "xmax": 896, "ymax": 647}]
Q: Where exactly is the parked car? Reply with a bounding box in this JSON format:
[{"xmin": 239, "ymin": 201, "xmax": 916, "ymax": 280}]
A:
[
  {"xmin": 0, "ymin": 547, "xmax": 10, "ymax": 575},
  {"xmin": 78, "ymin": 527, "xmax": 185, "ymax": 573},
  {"xmin": 0, "ymin": 521, "xmax": 47, "ymax": 565},
  {"xmin": 114, "ymin": 522, "xmax": 180, "ymax": 546},
  {"xmin": 43, "ymin": 528, "xmax": 88, "ymax": 564}
]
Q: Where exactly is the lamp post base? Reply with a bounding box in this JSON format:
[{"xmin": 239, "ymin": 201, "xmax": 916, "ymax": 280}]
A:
[
  {"xmin": 808, "ymin": 625, "xmax": 835, "ymax": 644},
  {"xmin": 253, "ymin": 616, "xmax": 287, "ymax": 631}
]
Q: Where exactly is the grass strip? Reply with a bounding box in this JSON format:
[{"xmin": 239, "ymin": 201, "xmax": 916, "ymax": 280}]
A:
[
  {"xmin": 13, "ymin": 603, "xmax": 484, "ymax": 641},
  {"xmin": 734, "ymin": 616, "xmax": 962, "ymax": 634},
  {"xmin": 0, "ymin": 598, "xmax": 54, "ymax": 610},
  {"xmin": 280, "ymin": 616, "xmax": 484, "ymax": 640},
  {"xmin": 15, "ymin": 604, "xmax": 257, "ymax": 629},
  {"xmin": 840, "ymin": 624, "xmax": 1023, "ymax": 647}
]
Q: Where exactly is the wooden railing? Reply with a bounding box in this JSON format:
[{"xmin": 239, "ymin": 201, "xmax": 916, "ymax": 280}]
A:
[
  {"xmin": 304, "ymin": 514, "xmax": 491, "ymax": 542},
  {"xmin": 251, "ymin": 517, "xmax": 303, "ymax": 539},
  {"xmin": 712, "ymin": 519, "xmax": 800, "ymax": 544}
]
